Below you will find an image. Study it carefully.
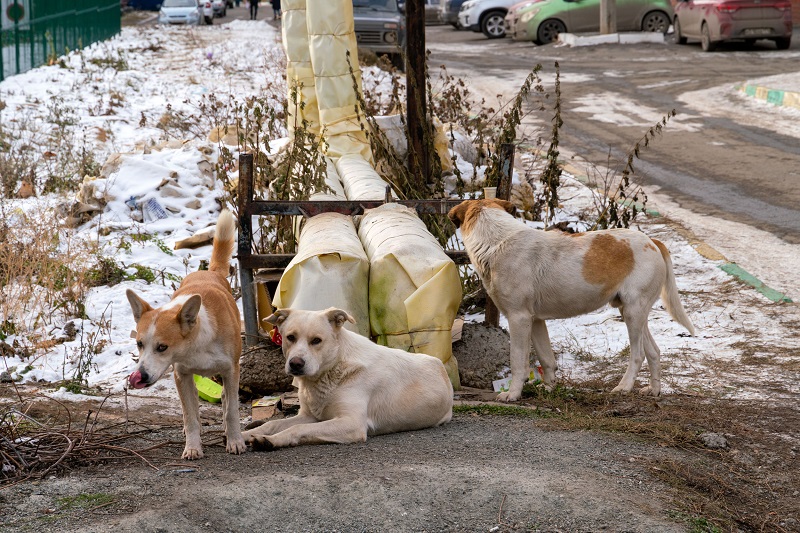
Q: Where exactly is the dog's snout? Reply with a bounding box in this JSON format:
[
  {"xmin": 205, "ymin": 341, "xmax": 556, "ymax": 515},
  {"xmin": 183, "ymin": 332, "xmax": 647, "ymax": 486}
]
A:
[
  {"xmin": 288, "ymin": 357, "xmax": 305, "ymax": 375},
  {"xmin": 129, "ymin": 369, "xmax": 150, "ymax": 389}
]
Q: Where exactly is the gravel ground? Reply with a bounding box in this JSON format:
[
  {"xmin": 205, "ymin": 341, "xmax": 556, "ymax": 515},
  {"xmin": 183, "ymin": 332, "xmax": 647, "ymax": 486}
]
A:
[{"xmin": 1, "ymin": 412, "xmax": 687, "ymax": 532}]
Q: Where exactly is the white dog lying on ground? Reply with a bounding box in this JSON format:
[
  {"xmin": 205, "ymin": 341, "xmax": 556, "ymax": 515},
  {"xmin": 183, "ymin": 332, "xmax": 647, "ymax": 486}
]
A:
[
  {"xmin": 127, "ymin": 210, "xmax": 245, "ymax": 459},
  {"xmin": 243, "ymin": 308, "xmax": 453, "ymax": 451},
  {"xmin": 448, "ymin": 198, "xmax": 695, "ymax": 402}
]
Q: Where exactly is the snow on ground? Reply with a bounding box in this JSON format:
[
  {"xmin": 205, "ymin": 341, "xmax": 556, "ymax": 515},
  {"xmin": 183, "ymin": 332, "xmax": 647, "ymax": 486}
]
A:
[{"xmin": 1, "ymin": 21, "xmax": 798, "ymax": 406}]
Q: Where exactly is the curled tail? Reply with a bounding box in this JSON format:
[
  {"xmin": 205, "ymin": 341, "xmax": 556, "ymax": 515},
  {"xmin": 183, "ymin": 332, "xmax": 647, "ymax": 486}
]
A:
[
  {"xmin": 653, "ymin": 239, "xmax": 695, "ymax": 336},
  {"xmin": 209, "ymin": 209, "xmax": 236, "ymax": 275}
]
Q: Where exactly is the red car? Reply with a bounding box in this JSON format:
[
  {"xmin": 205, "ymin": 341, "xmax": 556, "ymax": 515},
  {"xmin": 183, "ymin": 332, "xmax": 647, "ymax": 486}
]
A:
[{"xmin": 673, "ymin": 0, "xmax": 792, "ymax": 51}]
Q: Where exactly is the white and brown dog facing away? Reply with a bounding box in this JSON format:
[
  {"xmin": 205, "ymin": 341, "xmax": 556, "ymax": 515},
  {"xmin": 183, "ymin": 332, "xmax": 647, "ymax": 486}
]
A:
[
  {"xmin": 126, "ymin": 210, "xmax": 245, "ymax": 459},
  {"xmin": 243, "ymin": 308, "xmax": 453, "ymax": 451},
  {"xmin": 448, "ymin": 199, "xmax": 694, "ymax": 402}
]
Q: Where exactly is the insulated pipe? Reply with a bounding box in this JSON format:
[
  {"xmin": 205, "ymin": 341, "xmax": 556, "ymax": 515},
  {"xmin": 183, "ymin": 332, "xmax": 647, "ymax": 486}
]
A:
[
  {"xmin": 305, "ymin": 0, "xmax": 373, "ymax": 162},
  {"xmin": 282, "ymin": 0, "xmax": 320, "ymax": 139}
]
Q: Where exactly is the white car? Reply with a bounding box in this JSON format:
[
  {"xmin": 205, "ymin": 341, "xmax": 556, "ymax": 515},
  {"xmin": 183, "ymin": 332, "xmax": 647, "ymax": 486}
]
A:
[
  {"xmin": 458, "ymin": 0, "xmax": 522, "ymax": 38},
  {"xmin": 158, "ymin": 0, "xmax": 213, "ymax": 25}
]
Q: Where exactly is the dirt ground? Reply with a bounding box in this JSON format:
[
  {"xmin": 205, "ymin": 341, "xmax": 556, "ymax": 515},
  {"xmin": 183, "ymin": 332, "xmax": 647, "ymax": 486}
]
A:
[{"xmin": 2, "ymin": 338, "xmax": 799, "ymax": 533}]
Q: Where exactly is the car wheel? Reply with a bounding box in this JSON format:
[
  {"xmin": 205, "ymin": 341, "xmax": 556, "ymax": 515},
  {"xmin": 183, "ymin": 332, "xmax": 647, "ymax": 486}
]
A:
[
  {"xmin": 774, "ymin": 37, "xmax": 791, "ymax": 50},
  {"xmin": 673, "ymin": 17, "xmax": 687, "ymax": 44},
  {"xmin": 450, "ymin": 22, "xmax": 461, "ymax": 30},
  {"xmin": 536, "ymin": 19, "xmax": 566, "ymax": 45},
  {"xmin": 222, "ymin": 8, "xmax": 226, "ymax": 17},
  {"xmin": 642, "ymin": 11, "xmax": 669, "ymax": 34},
  {"xmin": 481, "ymin": 10, "xmax": 506, "ymax": 39},
  {"xmin": 701, "ymin": 22, "xmax": 716, "ymax": 51},
  {"xmin": 205, "ymin": 15, "xmax": 213, "ymax": 25}
]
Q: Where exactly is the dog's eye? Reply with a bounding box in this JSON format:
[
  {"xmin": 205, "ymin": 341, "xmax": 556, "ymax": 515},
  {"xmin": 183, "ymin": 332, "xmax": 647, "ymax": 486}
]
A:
[
  {"xmin": 136, "ymin": 341, "xmax": 143, "ymax": 349},
  {"xmin": 310, "ymin": 337, "xmax": 322, "ymax": 346},
  {"xmin": 286, "ymin": 334, "xmax": 296, "ymax": 343},
  {"xmin": 156, "ymin": 344, "xmax": 168, "ymax": 352}
]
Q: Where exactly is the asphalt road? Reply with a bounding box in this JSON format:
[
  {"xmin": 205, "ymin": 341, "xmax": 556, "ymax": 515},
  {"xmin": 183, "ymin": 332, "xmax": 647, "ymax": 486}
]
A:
[{"xmin": 426, "ymin": 26, "xmax": 800, "ymax": 245}]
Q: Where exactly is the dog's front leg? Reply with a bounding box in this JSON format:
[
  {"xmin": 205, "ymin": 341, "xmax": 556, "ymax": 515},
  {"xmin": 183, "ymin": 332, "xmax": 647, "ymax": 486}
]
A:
[
  {"xmin": 175, "ymin": 371, "xmax": 203, "ymax": 459},
  {"xmin": 243, "ymin": 412, "xmax": 318, "ymax": 440},
  {"xmin": 250, "ymin": 416, "xmax": 368, "ymax": 451},
  {"xmin": 221, "ymin": 368, "xmax": 246, "ymax": 454},
  {"xmin": 498, "ymin": 314, "xmax": 533, "ymax": 402}
]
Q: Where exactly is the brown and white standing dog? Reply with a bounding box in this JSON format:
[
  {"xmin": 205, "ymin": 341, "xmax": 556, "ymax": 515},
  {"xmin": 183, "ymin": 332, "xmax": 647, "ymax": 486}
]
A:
[
  {"xmin": 448, "ymin": 199, "xmax": 694, "ymax": 401},
  {"xmin": 243, "ymin": 308, "xmax": 453, "ymax": 451},
  {"xmin": 126, "ymin": 210, "xmax": 245, "ymax": 459}
]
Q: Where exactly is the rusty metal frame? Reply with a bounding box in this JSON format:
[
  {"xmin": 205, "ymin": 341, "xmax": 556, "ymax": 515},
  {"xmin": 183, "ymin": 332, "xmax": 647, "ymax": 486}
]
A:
[{"xmin": 236, "ymin": 146, "xmax": 515, "ymax": 346}]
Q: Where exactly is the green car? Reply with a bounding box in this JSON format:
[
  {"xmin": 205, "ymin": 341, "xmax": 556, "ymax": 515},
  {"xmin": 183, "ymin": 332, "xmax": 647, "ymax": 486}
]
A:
[{"xmin": 505, "ymin": 0, "xmax": 673, "ymax": 44}]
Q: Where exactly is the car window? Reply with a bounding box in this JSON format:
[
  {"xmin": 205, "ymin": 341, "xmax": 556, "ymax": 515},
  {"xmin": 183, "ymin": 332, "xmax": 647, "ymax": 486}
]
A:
[
  {"xmin": 162, "ymin": 0, "xmax": 197, "ymax": 7},
  {"xmin": 353, "ymin": 0, "xmax": 399, "ymax": 12}
]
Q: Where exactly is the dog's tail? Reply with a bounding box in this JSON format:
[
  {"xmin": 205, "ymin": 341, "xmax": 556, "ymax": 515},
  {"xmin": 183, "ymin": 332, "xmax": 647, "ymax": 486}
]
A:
[
  {"xmin": 653, "ymin": 239, "xmax": 695, "ymax": 336},
  {"xmin": 209, "ymin": 209, "xmax": 236, "ymax": 275}
]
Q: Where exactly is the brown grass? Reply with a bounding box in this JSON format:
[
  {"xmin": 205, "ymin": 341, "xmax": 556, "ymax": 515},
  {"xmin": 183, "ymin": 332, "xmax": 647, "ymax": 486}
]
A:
[{"xmin": 512, "ymin": 383, "xmax": 800, "ymax": 532}]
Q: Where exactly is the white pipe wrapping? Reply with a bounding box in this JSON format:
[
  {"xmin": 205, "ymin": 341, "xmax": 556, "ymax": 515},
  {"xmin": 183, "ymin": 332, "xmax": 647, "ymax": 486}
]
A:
[
  {"xmin": 305, "ymin": 0, "xmax": 372, "ymax": 162},
  {"xmin": 357, "ymin": 203, "xmax": 461, "ymax": 387},
  {"xmin": 283, "ymin": 0, "xmax": 320, "ymax": 139},
  {"xmin": 274, "ymin": 212, "xmax": 371, "ymax": 336}
]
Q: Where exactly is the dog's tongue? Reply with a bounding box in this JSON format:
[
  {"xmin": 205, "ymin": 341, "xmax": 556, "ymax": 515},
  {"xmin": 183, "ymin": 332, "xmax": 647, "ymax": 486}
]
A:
[{"xmin": 128, "ymin": 370, "xmax": 147, "ymax": 389}]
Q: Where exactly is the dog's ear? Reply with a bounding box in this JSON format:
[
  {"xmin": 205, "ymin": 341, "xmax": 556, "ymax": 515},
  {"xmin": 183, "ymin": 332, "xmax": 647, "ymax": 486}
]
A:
[
  {"xmin": 325, "ymin": 308, "xmax": 355, "ymax": 328},
  {"xmin": 495, "ymin": 199, "xmax": 516, "ymax": 217},
  {"xmin": 179, "ymin": 294, "xmax": 202, "ymax": 336},
  {"xmin": 447, "ymin": 201, "xmax": 471, "ymax": 229},
  {"xmin": 264, "ymin": 309, "xmax": 290, "ymax": 327},
  {"xmin": 126, "ymin": 289, "xmax": 153, "ymax": 322}
]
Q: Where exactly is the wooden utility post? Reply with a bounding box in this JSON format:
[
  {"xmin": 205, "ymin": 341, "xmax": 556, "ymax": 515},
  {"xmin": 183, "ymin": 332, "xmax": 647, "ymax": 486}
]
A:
[
  {"xmin": 600, "ymin": 0, "xmax": 617, "ymax": 34},
  {"xmin": 405, "ymin": 0, "xmax": 430, "ymax": 189}
]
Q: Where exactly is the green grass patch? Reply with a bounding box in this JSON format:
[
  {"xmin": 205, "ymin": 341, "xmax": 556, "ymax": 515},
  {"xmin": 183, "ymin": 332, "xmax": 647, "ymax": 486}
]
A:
[
  {"xmin": 56, "ymin": 492, "xmax": 114, "ymax": 511},
  {"xmin": 453, "ymin": 403, "xmax": 552, "ymax": 419}
]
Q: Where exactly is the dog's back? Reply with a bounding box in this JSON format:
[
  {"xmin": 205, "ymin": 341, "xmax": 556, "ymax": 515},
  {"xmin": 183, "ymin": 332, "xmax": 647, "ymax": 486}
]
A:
[
  {"xmin": 340, "ymin": 329, "xmax": 454, "ymax": 435},
  {"xmin": 174, "ymin": 210, "xmax": 240, "ymax": 338}
]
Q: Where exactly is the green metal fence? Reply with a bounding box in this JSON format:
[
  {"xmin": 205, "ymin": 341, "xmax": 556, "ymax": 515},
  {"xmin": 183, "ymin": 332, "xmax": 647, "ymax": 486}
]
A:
[{"xmin": 1, "ymin": 0, "xmax": 121, "ymax": 82}]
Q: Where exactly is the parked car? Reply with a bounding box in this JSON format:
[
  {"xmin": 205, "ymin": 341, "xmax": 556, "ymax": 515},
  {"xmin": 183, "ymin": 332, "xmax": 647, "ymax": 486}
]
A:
[
  {"xmin": 673, "ymin": 0, "xmax": 792, "ymax": 51},
  {"xmin": 439, "ymin": 0, "xmax": 468, "ymax": 28},
  {"xmin": 158, "ymin": 0, "xmax": 212, "ymax": 25},
  {"xmin": 459, "ymin": 0, "xmax": 522, "ymax": 38},
  {"xmin": 128, "ymin": 0, "xmax": 163, "ymax": 10},
  {"xmin": 353, "ymin": 0, "xmax": 406, "ymax": 67},
  {"xmin": 505, "ymin": 0, "xmax": 672, "ymax": 44},
  {"xmin": 211, "ymin": 0, "xmax": 226, "ymax": 17},
  {"xmin": 398, "ymin": 0, "xmax": 442, "ymax": 24}
]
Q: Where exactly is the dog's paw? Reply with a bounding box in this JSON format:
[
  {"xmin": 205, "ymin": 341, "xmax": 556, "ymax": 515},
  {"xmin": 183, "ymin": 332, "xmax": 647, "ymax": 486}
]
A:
[
  {"xmin": 638, "ymin": 385, "xmax": 661, "ymax": 397},
  {"xmin": 496, "ymin": 391, "xmax": 520, "ymax": 402},
  {"xmin": 247, "ymin": 435, "xmax": 276, "ymax": 452},
  {"xmin": 226, "ymin": 437, "xmax": 247, "ymax": 455},
  {"xmin": 182, "ymin": 446, "xmax": 204, "ymax": 460}
]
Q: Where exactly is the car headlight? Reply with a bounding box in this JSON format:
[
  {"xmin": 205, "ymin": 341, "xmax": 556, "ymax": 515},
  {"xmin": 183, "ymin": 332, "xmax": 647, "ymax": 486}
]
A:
[
  {"xmin": 520, "ymin": 8, "xmax": 541, "ymax": 24},
  {"xmin": 461, "ymin": 1, "xmax": 475, "ymax": 11}
]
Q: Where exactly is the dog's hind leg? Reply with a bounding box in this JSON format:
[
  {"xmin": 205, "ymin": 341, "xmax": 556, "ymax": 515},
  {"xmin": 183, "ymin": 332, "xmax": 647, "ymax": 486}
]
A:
[
  {"xmin": 175, "ymin": 371, "xmax": 204, "ymax": 459},
  {"xmin": 221, "ymin": 368, "xmax": 246, "ymax": 454},
  {"xmin": 497, "ymin": 314, "xmax": 533, "ymax": 402},
  {"xmin": 611, "ymin": 306, "xmax": 649, "ymax": 395},
  {"xmin": 638, "ymin": 325, "xmax": 662, "ymax": 397},
  {"xmin": 530, "ymin": 318, "xmax": 557, "ymax": 388}
]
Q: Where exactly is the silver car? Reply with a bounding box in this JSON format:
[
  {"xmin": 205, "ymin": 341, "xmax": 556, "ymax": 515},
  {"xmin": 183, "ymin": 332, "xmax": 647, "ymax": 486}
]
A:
[{"xmin": 158, "ymin": 0, "xmax": 210, "ymax": 25}]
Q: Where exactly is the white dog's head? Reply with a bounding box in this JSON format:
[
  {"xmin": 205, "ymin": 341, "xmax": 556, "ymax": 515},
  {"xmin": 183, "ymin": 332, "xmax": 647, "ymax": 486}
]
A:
[{"xmin": 264, "ymin": 308, "xmax": 356, "ymax": 379}]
